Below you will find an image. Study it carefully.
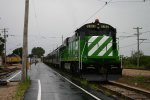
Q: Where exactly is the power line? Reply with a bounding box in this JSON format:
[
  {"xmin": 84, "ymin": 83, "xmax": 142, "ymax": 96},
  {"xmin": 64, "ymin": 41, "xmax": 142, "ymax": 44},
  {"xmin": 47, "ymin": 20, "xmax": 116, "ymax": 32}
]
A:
[
  {"xmin": 119, "ymin": 40, "xmax": 149, "ymax": 48},
  {"xmin": 81, "ymin": 0, "xmax": 112, "ymax": 25},
  {"xmin": 119, "ymin": 35, "xmax": 135, "ymax": 38},
  {"xmin": 32, "ymin": 0, "xmax": 37, "ymax": 18},
  {"xmin": 41, "ymin": 36, "xmax": 61, "ymax": 39},
  {"xmin": 31, "ymin": 0, "xmax": 42, "ymax": 38},
  {"xmin": 110, "ymin": 0, "xmax": 147, "ymax": 3},
  {"xmin": 141, "ymin": 30, "xmax": 150, "ymax": 34},
  {"xmin": 146, "ymin": 39, "xmax": 150, "ymax": 41},
  {"xmin": 120, "ymin": 43, "xmax": 137, "ymax": 49},
  {"xmin": 65, "ymin": 0, "xmax": 113, "ymax": 37},
  {"xmin": 118, "ymin": 30, "xmax": 150, "ymax": 41},
  {"xmin": 119, "ymin": 34, "xmax": 136, "ymax": 41},
  {"xmin": 143, "ymin": 42, "xmax": 150, "ymax": 43},
  {"xmin": 98, "ymin": 0, "xmax": 150, "ymax": 3},
  {"xmin": 118, "ymin": 31, "xmax": 133, "ymax": 34},
  {"xmin": 64, "ymin": 0, "xmax": 149, "ymax": 38}
]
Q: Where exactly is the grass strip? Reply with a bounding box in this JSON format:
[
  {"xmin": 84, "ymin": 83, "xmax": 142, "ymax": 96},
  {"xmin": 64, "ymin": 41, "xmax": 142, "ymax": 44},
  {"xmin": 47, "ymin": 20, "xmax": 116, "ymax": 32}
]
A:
[{"xmin": 15, "ymin": 77, "xmax": 31, "ymax": 100}]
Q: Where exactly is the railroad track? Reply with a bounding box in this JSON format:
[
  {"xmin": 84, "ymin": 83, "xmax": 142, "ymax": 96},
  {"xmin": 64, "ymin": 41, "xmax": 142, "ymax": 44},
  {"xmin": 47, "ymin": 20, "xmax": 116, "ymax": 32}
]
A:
[
  {"xmin": 47, "ymin": 66, "xmax": 150, "ymax": 100},
  {"xmin": 100, "ymin": 81, "xmax": 150, "ymax": 100},
  {"xmin": 0, "ymin": 67, "xmax": 19, "ymax": 85}
]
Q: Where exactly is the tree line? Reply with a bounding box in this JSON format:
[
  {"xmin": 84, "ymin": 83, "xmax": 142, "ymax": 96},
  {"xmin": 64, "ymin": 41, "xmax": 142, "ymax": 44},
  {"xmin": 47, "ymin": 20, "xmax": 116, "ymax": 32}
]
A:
[
  {"xmin": 12, "ymin": 47, "xmax": 45, "ymax": 58},
  {"xmin": 0, "ymin": 37, "xmax": 45, "ymax": 59},
  {"xmin": 122, "ymin": 50, "xmax": 150, "ymax": 70}
]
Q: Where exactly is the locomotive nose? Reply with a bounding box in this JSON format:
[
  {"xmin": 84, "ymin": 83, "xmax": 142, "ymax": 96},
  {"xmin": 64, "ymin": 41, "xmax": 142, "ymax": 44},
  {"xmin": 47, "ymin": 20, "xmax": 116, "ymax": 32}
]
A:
[{"xmin": 87, "ymin": 35, "xmax": 113, "ymax": 57}]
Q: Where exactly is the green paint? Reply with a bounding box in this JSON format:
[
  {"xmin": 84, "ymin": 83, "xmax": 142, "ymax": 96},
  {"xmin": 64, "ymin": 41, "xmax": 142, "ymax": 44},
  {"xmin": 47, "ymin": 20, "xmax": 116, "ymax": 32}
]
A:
[
  {"xmin": 103, "ymin": 47, "xmax": 112, "ymax": 56},
  {"xmin": 88, "ymin": 36, "xmax": 103, "ymax": 51},
  {"xmin": 92, "ymin": 37, "xmax": 112, "ymax": 56}
]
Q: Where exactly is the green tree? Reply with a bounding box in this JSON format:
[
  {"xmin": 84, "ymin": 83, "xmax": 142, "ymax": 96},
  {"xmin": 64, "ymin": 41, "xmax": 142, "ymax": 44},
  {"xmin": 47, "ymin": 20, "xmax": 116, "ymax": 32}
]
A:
[
  {"xmin": 0, "ymin": 36, "xmax": 5, "ymax": 56},
  {"xmin": 12, "ymin": 47, "xmax": 23, "ymax": 58},
  {"xmin": 31, "ymin": 47, "xmax": 45, "ymax": 58},
  {"xmin": 131, "ymin": 50, "xmax": 144, "ymax": 65},
  {"xmin": 123, "ymin": 51, "xmax": 150, "ymax": 69},
  {"xmin": 140, "ymin": 56, "xmax": 150, "ymax": 69},
  {"xmin": 28, "ymin": 54, "xmax": 33, "ymax": 58}
]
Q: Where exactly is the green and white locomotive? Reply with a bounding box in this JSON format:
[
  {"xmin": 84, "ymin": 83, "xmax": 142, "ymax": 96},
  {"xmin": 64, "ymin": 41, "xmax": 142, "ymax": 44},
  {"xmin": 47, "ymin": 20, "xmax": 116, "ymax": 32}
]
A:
[{"xmin": 44, "ymin": 19, "xmax": 122, "ymax": 81}]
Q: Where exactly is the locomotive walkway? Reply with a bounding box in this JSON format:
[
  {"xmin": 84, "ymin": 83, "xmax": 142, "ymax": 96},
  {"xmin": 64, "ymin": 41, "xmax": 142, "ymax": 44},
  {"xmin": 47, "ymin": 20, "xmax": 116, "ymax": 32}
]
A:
[{"xmin": 6, "ymin": 63, "xmax": 114, "ymax": 100}]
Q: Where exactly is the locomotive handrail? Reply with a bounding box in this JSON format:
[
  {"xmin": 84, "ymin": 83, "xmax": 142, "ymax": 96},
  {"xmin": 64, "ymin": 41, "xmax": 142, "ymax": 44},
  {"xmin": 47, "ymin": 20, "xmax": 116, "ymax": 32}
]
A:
[{"xmin": 81, "ymin": 42, "xmax": 87, "ymax": 70}]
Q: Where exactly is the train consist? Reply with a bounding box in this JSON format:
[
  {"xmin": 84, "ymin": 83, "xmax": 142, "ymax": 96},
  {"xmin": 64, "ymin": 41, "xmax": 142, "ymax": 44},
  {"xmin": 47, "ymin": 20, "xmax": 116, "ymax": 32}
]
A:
[
  {"xmin": 44, "ymin": 19, "xmax": 122, "ymax": 81},
  {"xmin": 6, "ymin": 54, "xmax": 21, "ymax": 64}
]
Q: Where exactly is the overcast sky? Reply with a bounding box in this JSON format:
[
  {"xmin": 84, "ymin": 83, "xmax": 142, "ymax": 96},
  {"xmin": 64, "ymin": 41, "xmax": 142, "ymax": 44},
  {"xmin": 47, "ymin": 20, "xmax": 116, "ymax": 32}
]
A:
[{"xmin": 0, "ymin": 0, "xmax": 150, "ymax": 56}]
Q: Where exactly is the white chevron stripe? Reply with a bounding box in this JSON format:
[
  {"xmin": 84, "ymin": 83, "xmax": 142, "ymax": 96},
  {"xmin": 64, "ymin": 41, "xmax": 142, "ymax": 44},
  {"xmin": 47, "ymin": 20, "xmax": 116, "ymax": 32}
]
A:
[
  {"xmin": 88, "ymin": 36, "xmax": 98, "ymax": 43},
  {"xmin": 107, "ymin": 40, "xmax": 112, "ymax": 50},
  {"xmin": 98, "ymin": 40, "xmax": 112, "ymax": 56},
  {"xmin": 107, "ymin": 40, "xmax": 113, "ymax": 56},
  {"xmin": 88, "ymin": 35, "xmax": 109, "ymax": 56},
  {"xmin": 88, "ymin": 36, "xmax": 98, "ymax": 46},
  {"xmin": 98, "ymin": 50, "xmax": 106, "ymax": 56},
  {"xmin": 108, "ymin": 51, "xmax": 113, "ymax": 56}
]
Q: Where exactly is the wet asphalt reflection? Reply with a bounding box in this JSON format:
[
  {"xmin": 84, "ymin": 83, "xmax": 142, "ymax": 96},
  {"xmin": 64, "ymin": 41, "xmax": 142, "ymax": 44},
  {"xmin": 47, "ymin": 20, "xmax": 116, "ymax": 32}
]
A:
[{"xmin": 24, "ymin": 63, "xmax": 96, "ymax": 100}]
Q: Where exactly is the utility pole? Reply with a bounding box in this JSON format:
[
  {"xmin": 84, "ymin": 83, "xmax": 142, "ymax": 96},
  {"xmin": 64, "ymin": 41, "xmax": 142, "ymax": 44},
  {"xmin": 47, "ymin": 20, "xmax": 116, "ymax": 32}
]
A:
[
  {"xmin": 0, "ymin": 28, "xmax": 8, "ymax": 67},
  {"xmin": 133, "ymin": 27, "xmax": 142, "ymax": 67},
  {"xmin": 62, "ymin": 35, "xmax": 63, "ymax": 44},
  {"xmin": 22, "ymin": 0, "xmax": 29, "ymax": 81}
]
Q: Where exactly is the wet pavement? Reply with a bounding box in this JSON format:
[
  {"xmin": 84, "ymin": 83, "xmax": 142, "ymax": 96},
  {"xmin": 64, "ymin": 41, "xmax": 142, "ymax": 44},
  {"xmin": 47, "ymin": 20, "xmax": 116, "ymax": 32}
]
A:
[{"xmin": 23, "ymin": 63, "xmax": 114, "ymax": 100}]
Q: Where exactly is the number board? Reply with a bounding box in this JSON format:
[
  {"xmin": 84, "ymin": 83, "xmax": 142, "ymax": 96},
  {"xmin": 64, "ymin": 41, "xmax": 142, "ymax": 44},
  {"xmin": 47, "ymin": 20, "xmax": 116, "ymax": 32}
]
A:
[{"xmin": 86, "ymin": 24, "xmax": 110, "ymax": 29}]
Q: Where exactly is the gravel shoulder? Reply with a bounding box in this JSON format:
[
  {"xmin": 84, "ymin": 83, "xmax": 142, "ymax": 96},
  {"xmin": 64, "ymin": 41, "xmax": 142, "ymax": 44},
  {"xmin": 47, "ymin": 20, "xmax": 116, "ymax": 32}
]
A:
[
  {"xmin": 0, "ymin": 82, "xmax": 18, "ymax": 100},
  {"xmin": 0, "ymin": 65, "xmax": 20, "ymax": 100},
  {"xmin": 122, "ymin": 69, "xmax": 150, "ymax": 77},
  {"xmin": 116, "ymin": 68, "xmax": 150, "ymax": 91}
]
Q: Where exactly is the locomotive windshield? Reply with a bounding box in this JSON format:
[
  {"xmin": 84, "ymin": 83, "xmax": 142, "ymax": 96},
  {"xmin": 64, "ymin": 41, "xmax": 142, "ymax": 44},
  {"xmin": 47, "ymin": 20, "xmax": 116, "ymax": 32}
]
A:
[{"xmin": 85, "ymin": 23, "xmax": 116, "ymax": 36}]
